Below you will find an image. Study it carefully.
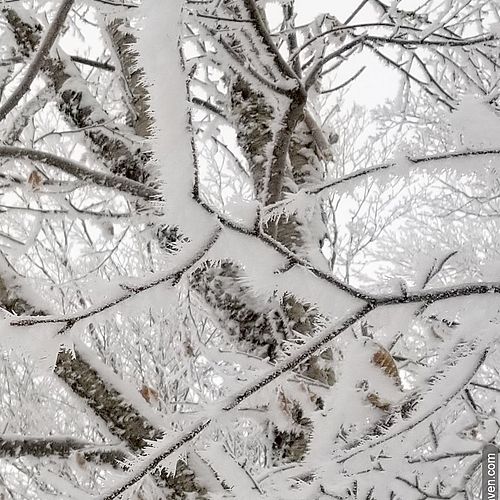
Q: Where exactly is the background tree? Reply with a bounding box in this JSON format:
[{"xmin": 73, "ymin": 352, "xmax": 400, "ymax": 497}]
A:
[{"xmin": 0, "ymin": 0, "xmax": 499, "ymax": 499}]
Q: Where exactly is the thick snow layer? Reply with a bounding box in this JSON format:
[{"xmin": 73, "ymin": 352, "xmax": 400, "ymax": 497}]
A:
[
  {"xmin": 0, "ymin": 316, "xmax": 63, "ymax": 373},
  {"xmin": 450, "ymin": 95, "xmax": 500, "ymax": 149},
  {"xmin": 135, "ymin": 0, "xmax": 211, "ymax": 239}
]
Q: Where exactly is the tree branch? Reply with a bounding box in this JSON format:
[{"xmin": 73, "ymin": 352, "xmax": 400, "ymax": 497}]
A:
[
  {"xmin": 4, "ymin": 9, "xmax": 152, "ymax": 183},
  {"xmin": 0, "ymin": 0, "xmax": 75, "ymax": 122},
  {"xmin": 11, "ymin": 227, "xmax": 221, "ymax": 329},
  {"xmin": 366, "ymin": 33, "xmax": 498, "ymax": 48},
  {"xmin": 0, "ymin": 146, "xmax": 158, "ymax": 199},
  {"xmin": 101, "ymin": 304, "xmax": 372, "ymax": 500},
  {"xmin": 337, "ymin": 344, "xmax": 488, "ymax": 465},
  {"xmin": 70, "ymin": 55, "xmax": 115, "ymax": 71},
  {"xmin": 305, "ymin": 36, "xmax": 366, "ymax": 90},
  {"xmin": 0, "ymin": 435, "xmax": 127, "ymax": 464},
  {"xmin": 241, "ymin": 0, "xmax": 300, "ymax": 82},
  {"xmin": 307, "ymin": 148, "xmax": 500, "ymax": 196}
]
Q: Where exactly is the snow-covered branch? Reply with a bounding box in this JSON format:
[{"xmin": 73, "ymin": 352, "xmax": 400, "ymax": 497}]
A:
[
  {"xmin": 1, "ymin": 0, "xmax": 499, "ymax": 497},
  {"xmin": 101, "ymin": 304, "xmax": 372, "ymax": 500},
  {"xmin": 11, "ymin": 228, "xmax": 220, "ymax": 330},
  {"xmin": 300, "ymin": 148, "xmax": 500, "ymax": 196},
  {"xmin": 0, "ymin": 0, "xmax": 75, "ymax": 122},
  {"xmin": 0, "ymin": 146, "xmax": 158, "ymax": 199},
  {"xmin": 0, "ymin": 435, "xmax": 127, "ymax": 464}
]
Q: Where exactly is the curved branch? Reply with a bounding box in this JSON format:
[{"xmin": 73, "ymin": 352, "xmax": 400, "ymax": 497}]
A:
[
  {"xmin": 364, "ymin": 41, "xmax": 456, "ymax": 110},
  {"xmin": 196, "ymin": 199, "xmax": 373, "ymax": 301},
  {"xmin": 321, "ymin": 66, "xmax": 366, "ymax": 94},
  {"xmin": 241, "ymin": 0, "xmax": 300, "ymax": 82},
  {"xmin": 305, "ymin": 36, "xmax": 366, "ymax": 90}
]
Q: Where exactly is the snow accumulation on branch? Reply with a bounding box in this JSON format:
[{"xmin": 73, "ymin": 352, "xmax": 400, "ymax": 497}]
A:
[
  {"xmin": 135, "ymin": 0, "xmax": 212, "ymax": 237},
  {"xmin": 100, "ymin": 304, "xmax": 371, "ymax": 500},
  {"xmin": 10, "ymin": 227, "xmax": 221, "ymax": 330},
  {"xmin": 91, "ymin": 263, "xmax": 500, "ymax": 495},
  {"xmin": 0, "ymin": 0, "xmax": 75, "ymax": 122},
  {"xmin": 0, "ymin": 146, "xmax": 158, "ymax": 199},
  {"xmin": 1, "ymin": 0, "xmax": 500, "ymax": 497},
  {"xmin": 336, "ymin": 341, "xmax": 490, "ymax": 465},
  {"xmin": 261, "ymin": 148, "xmax": 500, "ymax": 216},
  {"xmin": 0, "ymin": 434, "xmax": 127, "ymax": 464},
  {"xmin": 13, "ymin": 193, "xmax": 500, "ymax": 338},
  {"xmin": 365, "ymin": 32, "xmax": 498, "ymax": 47},
  {"xmin": 100, "ymin": 289, "xmax": 498, "ymax": 498}
]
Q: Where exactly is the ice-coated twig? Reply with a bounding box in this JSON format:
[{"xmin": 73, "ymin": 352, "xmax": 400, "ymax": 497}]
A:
[{"xmin": 336, "ymin": 343, "xmax": 489, "ymax": 465}]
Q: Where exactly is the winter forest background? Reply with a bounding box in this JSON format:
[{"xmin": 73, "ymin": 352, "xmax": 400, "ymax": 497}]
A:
[{"xmin": 0, "ymin": 0, "xmax": 499, "ymax": 498}]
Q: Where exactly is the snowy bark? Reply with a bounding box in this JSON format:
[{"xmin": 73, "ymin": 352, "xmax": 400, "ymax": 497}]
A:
[
  {"xmin": 1, "ymin": 11, "xmax": 208, "ymax": 498},
  {"xmin": 0, "ymin": 435, "xmax": 126, "ymax": 464},
  {"xmin": 5, "ymin": 9, "xmax": 151, "ymax": 184}
]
